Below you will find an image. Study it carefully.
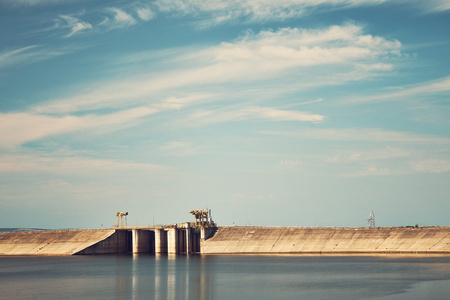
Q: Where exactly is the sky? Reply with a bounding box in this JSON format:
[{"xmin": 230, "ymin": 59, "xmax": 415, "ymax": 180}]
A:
[{"xmin": 0, "ymin": 0, "xmax": 449, "ymax": 229}]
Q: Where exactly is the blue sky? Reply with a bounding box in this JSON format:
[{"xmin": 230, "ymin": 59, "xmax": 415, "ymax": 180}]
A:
[{"xmin": 1, "ymin": 0, "xmax": 449, "ymax": 229}]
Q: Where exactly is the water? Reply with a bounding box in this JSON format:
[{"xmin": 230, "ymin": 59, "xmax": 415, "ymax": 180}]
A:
[{"xmin": 0, "ymin": 255, "xmax": 449, "ymax": 300}]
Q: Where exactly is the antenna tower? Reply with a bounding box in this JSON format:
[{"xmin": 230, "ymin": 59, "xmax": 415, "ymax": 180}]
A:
[{"xmin": 368, "ymin": 210, "xmax": 375, "ymax": 228}]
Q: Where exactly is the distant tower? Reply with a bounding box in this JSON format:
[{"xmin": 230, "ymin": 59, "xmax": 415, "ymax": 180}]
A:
[{"xmin": 368, "ymin": 210, "xmax": 375, "ymax": 228}]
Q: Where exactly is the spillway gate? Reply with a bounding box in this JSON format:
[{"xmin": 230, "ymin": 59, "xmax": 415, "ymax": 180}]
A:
[{"xmin": 77, "ymin": 224, "xmax": 217, "ymax": 255}]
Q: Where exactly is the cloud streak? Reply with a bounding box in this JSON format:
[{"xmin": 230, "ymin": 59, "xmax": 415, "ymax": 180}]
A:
[
  {"xmin": 32, "ymin": 24, "xmax": 401, "ymax": 114},
  {"xmin": 0, "ymin": 106, "xmax": 159, "ymax": 148},
  {"xmin": 136, "ymin": 6, "xmax": 156, "ymax": 21},
  {"xmin": 347, "ymin": 76, "xmax": 450, "ymax": 103},
  {"xmin": 49, "ymin": 15, "xmax": 93, "ymax": 37},
  {"xmin": 154, "ymin": 0, "xmax": 384, "ymax": 26},
  {"xmin": 0, "ymin": 153, "xmax": 170, "ymax": 174},
  {"xmin": 153, "ymin": 0, "xmax": 450, "ymax": 27},
  {"xmin": 263, "ymin": 127, "xmax": 450, "ymax": 144},
  {"xmin": 265, "ymin": 128, "xmax": 450, "ymax": 177},
  {"xmin": 101, "ymin": 7, "xmax": 137, "ymax": 29},
  {"xmin": 187, "ymin": 106, "xmax": 325, "ymax": 125},
  {"xmin": 1, "ymin": 24, "xmax": 402, "ymax": 148},
  {"xmin": 0, "ymin": 45, "xmax": 74, "ymax": 69}
]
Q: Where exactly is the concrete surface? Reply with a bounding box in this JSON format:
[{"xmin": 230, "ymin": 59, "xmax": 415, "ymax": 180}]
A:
[
  {"xmin": 0, "ymin": 229, "xmax": 115, "ymax": 256},
  {"xmin": 1, "ymin": 226, "xmax": 448, "ymax": 256},
  {"xmin": 201, "ymin": 226, "xmax": 450, "ymax": 254}
]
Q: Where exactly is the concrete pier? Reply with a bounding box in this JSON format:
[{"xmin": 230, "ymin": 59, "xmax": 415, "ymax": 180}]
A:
[
  {"xmin": 186, "ymin": 228, "xmax": 193, "ymax": 254},
  {"xmin": 132, "ymin": 229, "xmax": 153, "ymax": 254},
  {"xmin": 167, "ymin": 228, "xmax": 178, "ymax": 254},
  {"xmin": 154, "ymin": 228, "xmax": 167, "ymax": 254}
]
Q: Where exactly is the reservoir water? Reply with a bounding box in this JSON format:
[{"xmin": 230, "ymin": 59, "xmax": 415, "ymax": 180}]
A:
[{"xmin": 0, "ymin": 255, "xmax": 449, "ymax": 300}]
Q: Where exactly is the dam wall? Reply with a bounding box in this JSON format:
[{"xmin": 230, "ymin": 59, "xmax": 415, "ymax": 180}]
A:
[
  {"xmin": 201, "ymin": 226, "xmax": 450, "ymax": 254},
  {"xmin": 0, "ymin": 229, "xmax": 116, "ymax": 256},
  {"xmin": 1, "ymin": 226, "xmax": 449, "ymax": 256},
  {"xmin": 0, "ymin": 227, "xmax": 202, "ymax": 256},
  {"xmin": 76, "ymin": 229, "xmax": 133, "ymax": 255}
]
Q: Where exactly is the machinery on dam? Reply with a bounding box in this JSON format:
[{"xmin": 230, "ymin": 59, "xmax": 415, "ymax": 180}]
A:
[
  {"xmin": 190, "ymin": 208, "xmax": 215, "ymax": 228},
  {"xmin": 76, "ymin": 209, "xmax": 218, "ymax": 255},
  {"xmin": 116, "ymin": 212, "xmax": 128, "ymax": 228}
]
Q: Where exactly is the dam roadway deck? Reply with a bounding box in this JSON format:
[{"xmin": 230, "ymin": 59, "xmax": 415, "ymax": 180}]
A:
[
  {"xmin": 200, "ymin": 226, "xmax": 450, "ymax": 255},
  {"xmin": 0, "ymin": 226, "xmax": 449, "ymax": 256}
]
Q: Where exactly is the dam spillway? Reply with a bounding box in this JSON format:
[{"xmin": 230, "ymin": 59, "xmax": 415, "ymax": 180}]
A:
[
  {"xmin": 0, "ymin": 225, "xmax": 215, "ymax": 256},
  {"xmin": 0, "ymin": 226, "xmax": 449, "ymax": 256}
]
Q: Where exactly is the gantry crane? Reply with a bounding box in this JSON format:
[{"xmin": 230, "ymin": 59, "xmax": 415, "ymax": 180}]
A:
[
  {"xmin": 190, "ymin": 208, "xmax": 213, "ymax": 228},
  {"xmin": 116, "ymin": 212, "xmax": 128, "ymax": 228}
]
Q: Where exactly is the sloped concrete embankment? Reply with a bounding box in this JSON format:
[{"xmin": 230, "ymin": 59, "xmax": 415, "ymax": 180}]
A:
[
  {"xmin": 0, "ymin": 229, "xmax": 127, "ymax": 256},
  {"xmin": 201, "ymin": 226, "xmax": 450, "ymax": 254}
]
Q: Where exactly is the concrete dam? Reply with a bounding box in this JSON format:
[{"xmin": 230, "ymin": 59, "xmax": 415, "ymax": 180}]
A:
[
  {"xmin": 0, "ymin": 225, "xmax": 215, "ymax": 256},
  {"xmin": 202, "ymin": 226, "xmax": 450, "ymax": 255},
  {"xmin": 1, "ymin": 225, "xmax": 449, "ymax": 256}
]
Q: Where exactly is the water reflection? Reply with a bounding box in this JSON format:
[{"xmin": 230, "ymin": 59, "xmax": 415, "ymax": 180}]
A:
[
  {"xmin": 114, "ymin": 254, "xmax": 214, "ymax": 300},
  {"xmin": 0, "ymin": 255, "xmax": 449, "ymax": 300},
  {"xmin": 121, "ymin": 255, "xmax": 450, "ymax": 300}
]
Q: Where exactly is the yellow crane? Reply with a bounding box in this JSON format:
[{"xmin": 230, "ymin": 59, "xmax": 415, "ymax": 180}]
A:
[
  {"xmin": 190, "ymin": 209, "xmax": 211, "ymax": 228},
  {"xmin": 116, "ymin": 212, "xmax": 128, "ymax": 228}
]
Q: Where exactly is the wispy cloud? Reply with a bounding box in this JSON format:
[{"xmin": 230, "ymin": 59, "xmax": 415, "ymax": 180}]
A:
[
  {"xmin": 277, "ymin": 159, "xmax": 302, "ymax": 171},
  {"xmin": 103, "ymin": 7, "xmax": 137, "ymax": 28},
  {"xmin": 1, "ymin": 0, "xmax": 79, "ymax": 6},
  {"xmin": 159, "ymin": 141, "xmax": 196, "ymax": 156},
  {"xmin": 37, "ymin": 5, "xmax": 151, "ymax": 38},
  {"xmin": 32, "ymin": 24, "xmax": 401, "ymax": 115},
  {"xmin": 0, "ymin": 106, "xmax": 159, "ymax": 148},
  {"xmin": 0, "ymin": 153, "xmax": 170, "ymax": 174},
  {"xmin": 408, "ymin": 0, "xmax": 450, "ymax": 12},
  {"xmin": 297, "ymin": 98, "xmax": 324, "ymax": 106},
  {"xmin": 153, "ymin": 0, "xmax": 450, "ymax": 27},
  {"xmin": 0, "ymin": 95, "xmax": 208, "ymax": 149},
  {"xmin": 339, "ymin": 157, "xmax": 450, "ymax": 177},
  {"xmin": 347, "ymin": 76, "xmax": 450, "ymax": 103},
  {"xmin": 263, "ymin": 127, "xmax": 450, "ymax": 144},
  {"xmin": 136, "ymin": 6, "xmax": 156, "ymax": 21},
  {"xmin": 48, "ymin": 15, "xmax": 93, "ymax": 37},
  {"xmin": 412, "ymin": 159, "xmax": 450, "ymax": 174},
  {"xmin": 187, "ymin": 106, "xmax": 324, "ymax": 125},
  {"xmin": 327, "ymin": 147, "xmax": 410, "ymax": 163},
  {"xmin": 1, "ymin": 23, "xmax": 401, "ymax": 148},
  {"xmin": 200, "ymin": 24, "xmax": 401, "ymax": 78},
  {"xmin": 5, "ymin": 0, "xmax": 449, "ymax": 14},
  {"xmin": 265, "ymin": 128, "xmax": 450, "ymax": 177},
  {"xmin": 154, "ymin": 0, "xmax": 385, "ymax": 27},
  {"xmin": 249, "ymin": 107, "xmax": 325, "ymax": 122},
  {"xmin": 0, "ymin": 45, "xmax": 73, "ymax": 69},
  {"xmin": 340, "ymin": 165, "xmax": 401, "ymax": 177}
]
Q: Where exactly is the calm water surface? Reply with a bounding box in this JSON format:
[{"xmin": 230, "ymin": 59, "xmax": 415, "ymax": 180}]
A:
[{"xmin": 0, "ymin": 255, "xmax": 449, "ymax": 300}]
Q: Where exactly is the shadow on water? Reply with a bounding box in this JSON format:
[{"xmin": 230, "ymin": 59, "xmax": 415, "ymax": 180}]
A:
[{"xmin": 0, "ymin": 255, "xmax": 449, "ymax": 300}]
